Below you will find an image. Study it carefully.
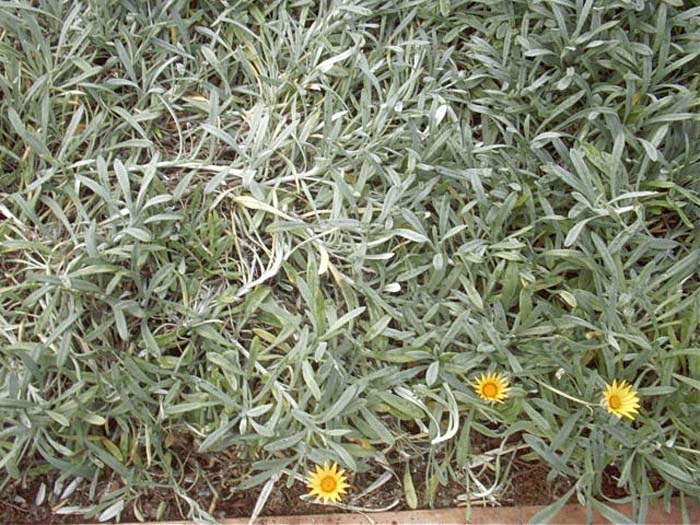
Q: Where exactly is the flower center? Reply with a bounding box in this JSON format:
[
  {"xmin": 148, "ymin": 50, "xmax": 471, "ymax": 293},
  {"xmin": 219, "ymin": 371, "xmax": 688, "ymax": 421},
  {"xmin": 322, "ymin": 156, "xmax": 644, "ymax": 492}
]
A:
[
  {"xmin": 608, "ymin": 395, "xmax": 621, "ymax": 410},
  {"xmin": 482, "ymin": 382, "xmax": 498, "ymax": 398},
  {"xmin": 320, "ymin": 476, "xmax": 337, "ymax": 493}
]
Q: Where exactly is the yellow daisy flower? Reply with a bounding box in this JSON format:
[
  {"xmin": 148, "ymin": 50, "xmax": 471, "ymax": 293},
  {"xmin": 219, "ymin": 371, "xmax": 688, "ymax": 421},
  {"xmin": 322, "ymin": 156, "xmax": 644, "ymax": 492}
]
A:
[
  {"xmin": 472, "ymin": 371, "xmax": 511, "ymax": 404},
  {"xmin": 602, "ymin": 379, "xmax": 640, "ymax": 420},
  {"xmin": 306, "ymin": 461, "xmax": 350, "ymax": 504}
]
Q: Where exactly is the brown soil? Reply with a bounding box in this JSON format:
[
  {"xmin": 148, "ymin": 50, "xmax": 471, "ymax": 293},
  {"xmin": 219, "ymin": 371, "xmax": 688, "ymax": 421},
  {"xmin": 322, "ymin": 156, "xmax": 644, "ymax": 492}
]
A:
[
  {"xmin": 0, "ymin": 468, "xmax": 621, "ymax": 525},
  {"xmin": 0, "ymin": 438, "xmax": 629, "ymax": 525},
  {"xmin": 504, "ymin": 460, "xmax": 574, "ymax": 506}
]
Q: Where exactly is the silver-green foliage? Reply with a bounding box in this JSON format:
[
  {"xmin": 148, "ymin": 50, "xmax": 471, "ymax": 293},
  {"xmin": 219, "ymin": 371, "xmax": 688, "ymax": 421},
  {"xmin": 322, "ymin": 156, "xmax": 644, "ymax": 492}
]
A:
[{"xmin": 1, "ymin": 0, "xmax": 699, "ymax": 522}]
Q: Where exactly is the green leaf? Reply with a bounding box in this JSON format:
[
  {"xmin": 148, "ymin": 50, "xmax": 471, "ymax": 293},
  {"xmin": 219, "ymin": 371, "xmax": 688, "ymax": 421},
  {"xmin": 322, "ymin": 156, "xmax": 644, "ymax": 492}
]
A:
[
  {"xmin": 322, "ymin": 307, "xmax": 366, "ymax": 339},
  {"xmin": 527, "ymin": 486, "xmax": 575, "ymax": 524},
  {"xmin": 403, "ymin": 463, "xmax": 418, "ymax": 510}
]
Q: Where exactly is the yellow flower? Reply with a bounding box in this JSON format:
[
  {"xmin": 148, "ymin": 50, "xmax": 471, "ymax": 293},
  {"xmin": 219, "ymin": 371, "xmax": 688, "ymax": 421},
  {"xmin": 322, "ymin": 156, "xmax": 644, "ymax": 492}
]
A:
[
  {"xmin": 306, "ymin": 461, "xmax": 350, "ymax": 504},
  {"xmin": 472, "ymin": 371, "xmax": 511, "ymax": 404},
  {"xmin": 602, "ymin": 379, "xmax": 640, "ymax": 420}
]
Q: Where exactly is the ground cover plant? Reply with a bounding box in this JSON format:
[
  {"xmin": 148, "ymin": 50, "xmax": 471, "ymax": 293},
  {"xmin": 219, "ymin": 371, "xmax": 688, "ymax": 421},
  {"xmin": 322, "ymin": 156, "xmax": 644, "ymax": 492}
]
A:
[{"xmin": 1, "ymin": 0, "xmax": 700, "ymax": 523}]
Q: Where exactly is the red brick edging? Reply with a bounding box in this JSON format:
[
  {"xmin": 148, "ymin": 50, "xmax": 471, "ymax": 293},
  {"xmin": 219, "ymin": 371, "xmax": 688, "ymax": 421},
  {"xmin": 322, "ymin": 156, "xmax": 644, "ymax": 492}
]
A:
[{"xmin": 105, "ymin": 498, "xmax": 699, "ymax": 525}]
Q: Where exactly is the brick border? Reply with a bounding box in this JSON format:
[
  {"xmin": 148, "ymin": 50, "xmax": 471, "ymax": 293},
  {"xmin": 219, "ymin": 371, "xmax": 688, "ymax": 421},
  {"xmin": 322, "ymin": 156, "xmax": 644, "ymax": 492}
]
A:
[{"xmin": 96, "ymin": 498, "xmax": 698, "ymax": 525}]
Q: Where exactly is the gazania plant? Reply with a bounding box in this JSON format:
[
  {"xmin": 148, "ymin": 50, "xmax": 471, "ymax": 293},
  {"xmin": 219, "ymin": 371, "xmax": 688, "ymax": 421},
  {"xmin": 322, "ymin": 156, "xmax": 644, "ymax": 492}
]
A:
[
  {"xmin": 1, "ymin": 1, "xmax": 699, "ymax": 523},
  {"xmin": 306, "ymin": 462, "xmax": 350, "ymax": 504},
  {"xmin": 472, "ymin": 372, "xmax": 511, "ymax": 404},
  {"xmin": 602, "ymin": 379, "xmax": 641, "ymax": 420}
]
